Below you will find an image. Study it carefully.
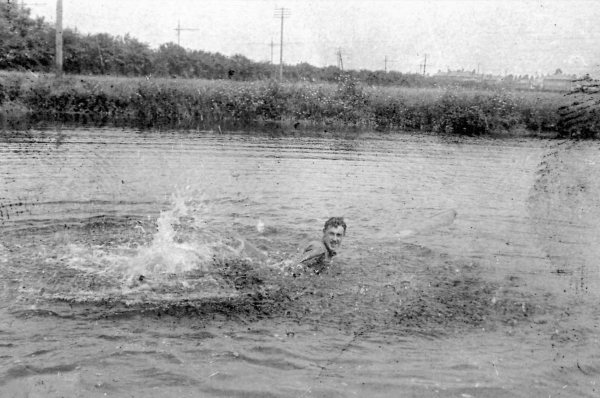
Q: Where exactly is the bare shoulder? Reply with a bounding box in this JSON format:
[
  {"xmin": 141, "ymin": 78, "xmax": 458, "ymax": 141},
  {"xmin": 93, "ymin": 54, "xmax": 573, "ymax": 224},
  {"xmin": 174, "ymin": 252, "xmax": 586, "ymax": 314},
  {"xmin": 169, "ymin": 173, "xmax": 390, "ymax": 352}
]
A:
[{"xmin": 302, "ymin": 240, "xmax": 325, "ymax": 254}]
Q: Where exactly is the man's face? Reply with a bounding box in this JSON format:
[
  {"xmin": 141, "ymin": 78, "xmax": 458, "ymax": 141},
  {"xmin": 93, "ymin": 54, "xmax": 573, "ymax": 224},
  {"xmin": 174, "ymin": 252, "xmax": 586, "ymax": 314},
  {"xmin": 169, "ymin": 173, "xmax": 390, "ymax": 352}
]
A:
[{"xmin": 322, "ymin": 225, "xmax": 345, "ymax": 253}]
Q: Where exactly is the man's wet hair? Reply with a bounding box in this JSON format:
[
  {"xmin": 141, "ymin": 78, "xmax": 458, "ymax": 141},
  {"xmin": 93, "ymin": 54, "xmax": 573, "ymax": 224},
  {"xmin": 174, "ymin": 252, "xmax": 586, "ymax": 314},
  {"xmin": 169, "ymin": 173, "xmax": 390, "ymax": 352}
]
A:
[{"xmin": 323, "ymin": 217, "xmax": 347, "ymax": 235}]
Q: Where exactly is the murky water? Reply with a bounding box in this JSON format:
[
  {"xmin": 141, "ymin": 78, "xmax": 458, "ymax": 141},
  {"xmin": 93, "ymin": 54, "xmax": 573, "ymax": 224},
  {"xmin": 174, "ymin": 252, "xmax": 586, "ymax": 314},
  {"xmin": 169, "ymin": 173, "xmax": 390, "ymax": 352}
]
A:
[{"xmin": 1, "ymin": 128, "xmax": 599, "ymax": 397}]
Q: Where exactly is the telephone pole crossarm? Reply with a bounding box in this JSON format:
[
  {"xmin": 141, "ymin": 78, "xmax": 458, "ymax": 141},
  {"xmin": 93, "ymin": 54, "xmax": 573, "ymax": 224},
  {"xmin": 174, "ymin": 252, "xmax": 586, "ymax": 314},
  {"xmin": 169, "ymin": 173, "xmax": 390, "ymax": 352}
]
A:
[
  {"xmin": 174, "ymin": 20, "xmax": 200, "ymax": 46},
  {"xmin": 384, "ymin": 56, "xmax": 398, "ymax": 73}
]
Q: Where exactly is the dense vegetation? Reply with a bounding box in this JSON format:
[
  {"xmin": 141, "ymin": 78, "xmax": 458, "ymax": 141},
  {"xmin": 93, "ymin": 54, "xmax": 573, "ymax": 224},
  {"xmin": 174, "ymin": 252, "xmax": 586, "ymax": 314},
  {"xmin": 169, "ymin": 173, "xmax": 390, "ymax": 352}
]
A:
[
  {"xmin": 0, "ymin": 71, "xmax": 567, "ymax": 136},
  {"xmin": 1, "ymin": 2, "xmax": 556, "ymax": 90},
  {"xmin": 0, "ymin": 2, "xmax": 432, "ymax": 86},
  {"xmin": 2, "ymin": 2, "xmax": 598, "ymax": 137}
]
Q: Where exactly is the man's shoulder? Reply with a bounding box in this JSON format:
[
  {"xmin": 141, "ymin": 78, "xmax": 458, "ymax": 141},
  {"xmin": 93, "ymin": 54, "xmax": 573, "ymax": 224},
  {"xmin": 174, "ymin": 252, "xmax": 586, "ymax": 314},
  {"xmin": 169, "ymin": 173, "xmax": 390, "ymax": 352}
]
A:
[
  {"xmin": 296, "ymin": 240, "xmax": 328, "ymax": 271},
  {"xmin": 302, "ymin": 240, "xmax": 326, "ymax": 253}
]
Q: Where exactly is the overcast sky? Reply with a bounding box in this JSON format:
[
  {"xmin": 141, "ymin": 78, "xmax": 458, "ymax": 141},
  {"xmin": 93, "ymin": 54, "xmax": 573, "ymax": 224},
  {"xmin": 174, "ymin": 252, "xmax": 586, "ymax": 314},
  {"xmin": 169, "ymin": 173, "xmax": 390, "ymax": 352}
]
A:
[{"xmin": 26, "ymin": 0, "xmax": 600, "ymax": 77}]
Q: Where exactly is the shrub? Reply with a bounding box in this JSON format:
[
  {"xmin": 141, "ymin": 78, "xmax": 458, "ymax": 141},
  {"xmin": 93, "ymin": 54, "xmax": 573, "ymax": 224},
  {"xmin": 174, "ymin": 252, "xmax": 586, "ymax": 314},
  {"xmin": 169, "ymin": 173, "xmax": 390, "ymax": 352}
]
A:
[
  {"xmin": 0, "ymin": 72, "xmax": 570, "ymax": 136},
  {"xmin": 331, "ymin": 74, "xmax": 369, "ymax": 125},
  {"xmin": 370, "ymin": 96, "xmax": 407, "ymax": 129},
  {"xmin": 556, "ymin": 82, "xmax": 600, "ymax": 139},
  {"xmin": 255, "ymin": 80, "xmax": 286, "ymax": 120},
  {"xmin": 433, "ymin": 92, "xmax": 489, "ymax": 136}
]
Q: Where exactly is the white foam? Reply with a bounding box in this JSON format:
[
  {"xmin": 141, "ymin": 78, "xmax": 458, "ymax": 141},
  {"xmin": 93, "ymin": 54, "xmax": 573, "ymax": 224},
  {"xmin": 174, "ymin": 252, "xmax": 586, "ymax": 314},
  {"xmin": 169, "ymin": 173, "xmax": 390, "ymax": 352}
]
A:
[{"xmin": 63, "ymin": 189, "xmax": 256, "ymax": 290}]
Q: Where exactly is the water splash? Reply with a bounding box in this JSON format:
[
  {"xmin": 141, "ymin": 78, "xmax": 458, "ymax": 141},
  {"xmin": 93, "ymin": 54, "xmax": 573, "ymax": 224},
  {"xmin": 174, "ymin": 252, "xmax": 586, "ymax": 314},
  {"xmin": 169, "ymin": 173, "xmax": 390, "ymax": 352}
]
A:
[
  {"xmin": 120, "ymin": 191, "xmax": 216, "ymax": 279},
  {"xmin": 256, "ymin": 219, "xmax": 265, "ymax": 233},
  {"xmin": 59, "ymin": 189, "xmax": 263, "ymax": 300}
]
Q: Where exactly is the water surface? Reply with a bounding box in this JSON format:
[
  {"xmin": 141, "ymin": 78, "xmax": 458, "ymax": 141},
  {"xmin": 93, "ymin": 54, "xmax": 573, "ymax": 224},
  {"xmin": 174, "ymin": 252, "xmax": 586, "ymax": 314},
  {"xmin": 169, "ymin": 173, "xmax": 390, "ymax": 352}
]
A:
[{"xmin": 1, "ymin": 128, "xmax": 599, "ymax": 397}]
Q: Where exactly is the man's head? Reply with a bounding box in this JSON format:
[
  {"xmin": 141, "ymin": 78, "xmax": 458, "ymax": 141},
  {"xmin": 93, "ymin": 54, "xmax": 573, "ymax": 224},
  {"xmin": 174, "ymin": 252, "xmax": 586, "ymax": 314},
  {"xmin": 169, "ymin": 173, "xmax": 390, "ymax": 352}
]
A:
[{"xmin": 322, "ymin": 217, "xmax": 346, "ymax": 254}]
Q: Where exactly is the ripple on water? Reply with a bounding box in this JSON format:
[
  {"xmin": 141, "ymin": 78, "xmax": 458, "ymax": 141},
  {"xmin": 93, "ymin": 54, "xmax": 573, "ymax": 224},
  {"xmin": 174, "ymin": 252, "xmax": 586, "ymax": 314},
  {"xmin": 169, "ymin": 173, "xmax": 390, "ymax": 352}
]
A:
[
  {"xmin": 3, "ymin": 217, "xmax": 549, "ymax": 342},
  {"xmin": 2, "ymin": 129, "xmax": 600, "ymax": 397},
  {"xmin": 528, "ymin": 141, "xmax": 600, "ymax": 296}
]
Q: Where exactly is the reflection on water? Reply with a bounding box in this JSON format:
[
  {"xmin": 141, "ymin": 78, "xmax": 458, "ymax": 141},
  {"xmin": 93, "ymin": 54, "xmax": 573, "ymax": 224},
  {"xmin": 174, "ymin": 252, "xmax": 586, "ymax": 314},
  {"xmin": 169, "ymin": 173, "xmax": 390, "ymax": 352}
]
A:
[{"xmin": 1, "ymin": 128, "xmax": 599, "ymax": 397}]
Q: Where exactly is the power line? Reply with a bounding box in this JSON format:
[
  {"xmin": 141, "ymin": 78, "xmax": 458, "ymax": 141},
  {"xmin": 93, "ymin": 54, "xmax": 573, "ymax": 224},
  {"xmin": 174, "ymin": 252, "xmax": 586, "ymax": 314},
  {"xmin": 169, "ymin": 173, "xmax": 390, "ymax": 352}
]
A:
[
  {"xmin": 236, "ymin": 39, "xmax": 301, "ymax": 64},
  {"xmin": 274, "ymin": 7, "xmax": 290, "ymax": 81},
  {"xmin": 20, "ymin": 1, "xmax": 46, "ymax": 8},
  {"xmin": 267, "ymin": 38, "xmax": 302, "ymax": 64},
  {"xmin": 5, "ymin": 1, "xmax": 47, "ymax": 10}
]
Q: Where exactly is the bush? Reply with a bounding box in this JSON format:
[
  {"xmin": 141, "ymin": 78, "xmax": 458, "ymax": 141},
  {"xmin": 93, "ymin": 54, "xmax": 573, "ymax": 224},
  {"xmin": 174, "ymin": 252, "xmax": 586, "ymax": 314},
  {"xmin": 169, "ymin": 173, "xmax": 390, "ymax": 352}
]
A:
[
  {"xmin": 332, "ymin": 74, "xmax": 369, "ymax": 125},
  {"xmin": 370, "ymin": 96, "xmax": 407, "ymax": 129},
  {"xmin": 556, "ymin": 83, "xmax": 600, "ymax": 139},
  {"xmin": 434, "ymin": 93, "xmax": 489, "ymax": 136},
  {"xmin": 0, "ymin": 72, "xmax": 569, "ymax": 136},
  {"xmin": 0, "ymin": 74, "xmax": 26, "ymax": 105},
  {"xmin": 255, "ymin": 80, "xmax": 286, "ymax": 120}
]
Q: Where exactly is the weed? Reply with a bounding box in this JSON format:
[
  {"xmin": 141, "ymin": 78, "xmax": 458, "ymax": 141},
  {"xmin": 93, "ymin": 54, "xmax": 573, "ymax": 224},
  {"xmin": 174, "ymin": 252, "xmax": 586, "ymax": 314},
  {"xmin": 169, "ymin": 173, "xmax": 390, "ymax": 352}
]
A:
[{"xmin": 0, "ymin": 71, "xmax": 568, "ymax": 136}]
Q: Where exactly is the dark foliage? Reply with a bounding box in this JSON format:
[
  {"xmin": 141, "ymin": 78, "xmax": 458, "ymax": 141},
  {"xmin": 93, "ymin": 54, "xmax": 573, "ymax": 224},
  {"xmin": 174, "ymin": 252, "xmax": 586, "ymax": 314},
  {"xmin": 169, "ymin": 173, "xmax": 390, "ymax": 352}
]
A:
[
  {"xmin": 556, "ymin": 78, "xmax": 600, "ymax": 139},
  {"xmin": 0, "ymin": 3, "xmax": 434, "ymax": 87}
]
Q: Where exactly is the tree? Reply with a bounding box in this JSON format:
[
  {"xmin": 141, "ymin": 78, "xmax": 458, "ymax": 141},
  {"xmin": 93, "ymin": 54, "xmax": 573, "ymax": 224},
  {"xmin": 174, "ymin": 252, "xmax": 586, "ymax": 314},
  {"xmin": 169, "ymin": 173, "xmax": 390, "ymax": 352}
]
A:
[
  {"xmin": 120, "ymin": 34, "xmax": 153, "ymax": 76},
  {"xmin": 154, "ymin": 42, "xmax": 191, "ymax": 77},
  {"xmin": 0, "ymin": 2, "xmax": 53, "ymax": 70}
]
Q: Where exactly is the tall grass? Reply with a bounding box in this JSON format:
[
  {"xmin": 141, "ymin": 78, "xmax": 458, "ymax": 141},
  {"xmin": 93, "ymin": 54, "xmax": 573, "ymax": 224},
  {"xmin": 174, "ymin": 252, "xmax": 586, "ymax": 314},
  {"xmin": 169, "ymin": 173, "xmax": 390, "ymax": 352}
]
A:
[{"xmin": 0, "ymin": 71, "xmax": 568, "ymax": 135}]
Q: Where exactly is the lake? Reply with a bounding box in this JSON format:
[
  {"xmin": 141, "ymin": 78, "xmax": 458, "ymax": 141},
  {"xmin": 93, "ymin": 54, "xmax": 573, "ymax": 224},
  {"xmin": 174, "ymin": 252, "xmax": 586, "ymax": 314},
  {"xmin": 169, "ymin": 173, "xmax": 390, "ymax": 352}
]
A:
[{"xmin": 1, "ymin": 127, "xmax": 599, "ymax": 397}]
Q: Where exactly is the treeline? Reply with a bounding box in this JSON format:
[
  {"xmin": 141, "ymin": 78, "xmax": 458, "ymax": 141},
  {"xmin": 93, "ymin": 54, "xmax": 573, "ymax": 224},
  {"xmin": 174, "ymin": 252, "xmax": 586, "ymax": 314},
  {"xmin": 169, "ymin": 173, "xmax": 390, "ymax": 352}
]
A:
[{"xmin": 0, "ymin": 2, "xmax": 429, "ymax": 86}]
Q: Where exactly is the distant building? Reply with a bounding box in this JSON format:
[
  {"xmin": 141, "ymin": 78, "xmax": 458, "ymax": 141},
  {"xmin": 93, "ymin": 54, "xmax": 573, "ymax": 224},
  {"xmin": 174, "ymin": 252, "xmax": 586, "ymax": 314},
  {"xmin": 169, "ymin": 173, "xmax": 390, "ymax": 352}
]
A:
[
  {"xmin": 434, "ymin": 69, "xmax": 503, "ymax": 85},
  {"xmin": 433, "ymin": 69, "xmax": 578, "ymax": 91},
  {"xmin": 542, "ymin": 73, "xmax": 577, "ymax": 91},
  {"xmin": 511, "ymin": 77, "xmax": 533, "ymax": 90},
  {"xmin": 482, "ymin": 74, "xmax": 503, "ymax": 85},
  {"xmin": 434, "ymin": 69, "xmax": 482, "ymax": 82},
  {"xmin": 532, "ymin": 77, "xmax": 545, "ymax": 90}
]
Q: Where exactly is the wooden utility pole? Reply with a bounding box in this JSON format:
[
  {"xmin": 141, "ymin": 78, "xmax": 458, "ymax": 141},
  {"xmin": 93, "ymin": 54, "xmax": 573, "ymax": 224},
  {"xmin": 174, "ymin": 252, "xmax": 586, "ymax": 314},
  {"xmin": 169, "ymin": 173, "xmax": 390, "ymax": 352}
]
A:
[
  {"xmin": 55, "ymin": 0, "xmax": 63, "ymax": 77},
  {"xmin": 419, "ymin": 53, "xmax": 428, "ymax": 76},
  {"xmin": 174, "ymin": 20, "xmax": 199, "ymax": 46},
  {"xmin": 384, "ymin": 56, "xmax": 397, "ymax": 73},
  {"xmin": 336, "ymin": 48, "xmax": 344, "ymax": 71},
  {"xmin": 274, "ymin": 7, "xmax": 290, "ymax": 82}
]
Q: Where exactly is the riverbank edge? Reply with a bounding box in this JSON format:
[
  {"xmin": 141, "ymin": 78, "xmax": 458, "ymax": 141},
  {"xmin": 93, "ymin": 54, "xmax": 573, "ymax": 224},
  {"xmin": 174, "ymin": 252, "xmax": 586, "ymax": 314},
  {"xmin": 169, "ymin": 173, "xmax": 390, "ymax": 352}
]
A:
[{"xmin": 0, "ymin": 72, "xmax": 566, "ymax": 137}]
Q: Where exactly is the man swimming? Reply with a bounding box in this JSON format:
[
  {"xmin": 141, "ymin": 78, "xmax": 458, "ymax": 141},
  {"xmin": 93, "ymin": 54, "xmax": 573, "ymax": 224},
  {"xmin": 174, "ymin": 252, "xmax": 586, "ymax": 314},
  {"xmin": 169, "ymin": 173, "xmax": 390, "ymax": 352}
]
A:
[{"xmin": 294, "ymin": 217, "xmax": 346, "ymax": 274}]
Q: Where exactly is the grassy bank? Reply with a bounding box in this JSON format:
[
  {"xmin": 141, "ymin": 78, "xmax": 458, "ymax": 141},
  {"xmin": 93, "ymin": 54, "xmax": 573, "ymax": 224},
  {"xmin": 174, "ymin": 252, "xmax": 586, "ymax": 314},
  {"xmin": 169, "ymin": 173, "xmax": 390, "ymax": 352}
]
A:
[{"xmin": 0, "ymin": 71, "xmax": 569, "ymax": 136}]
